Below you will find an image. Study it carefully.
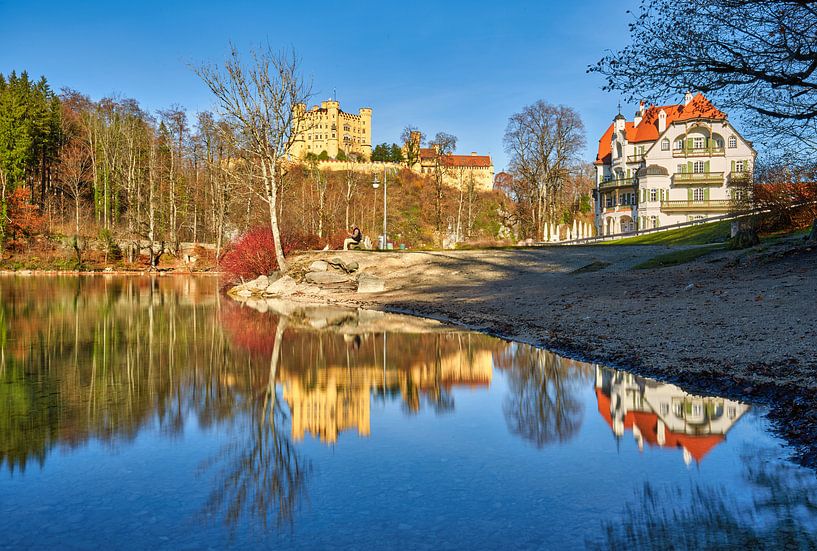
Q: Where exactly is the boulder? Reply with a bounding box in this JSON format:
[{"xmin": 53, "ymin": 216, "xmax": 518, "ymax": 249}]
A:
[
  {"xmin": 326, "ymin": 257, "xmax": 358, "ymax": 273},
  {"xmin": 263, "ymin": 275, "xmax": 298, "ymax": 296},
  {"xmin": 305, "ymin": 271, "xmax": 351, "ymax": 285},
  {"xmin": 248, "ymin": 275, "xmax": 269, "ymax": 291},
  {"xmin": 357, "ymin": 273, "xmax": 386, "ymax": 293},
  {"xmin": 308, "ymin": 260, "xmax": 330, "ymax": 272}
]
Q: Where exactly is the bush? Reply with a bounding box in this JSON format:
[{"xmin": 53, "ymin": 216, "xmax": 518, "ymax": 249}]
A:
[
  {"xmin": 753, "ymin": 182, "xmax": 817, "ymax": 234},
  {"xmin": 219, "ymin": 226, "xmax": 321, "ymax": 282},
  {"xmin": 5, "ymin": 188, "xmax": 46, "ymax": 239}
]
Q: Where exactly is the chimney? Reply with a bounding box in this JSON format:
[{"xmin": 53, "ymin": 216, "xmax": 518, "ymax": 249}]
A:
[
  {"xmin": 658, "ymin": 109, "xmax": 667, "ymax": 133},
  {"xmin": 634, "ymin": 100, "xmax": 645, "ymax": 127},
  {"xmin": 471, "ymin": 151, "xmax": 477, "ymax": 156},
  {"xmin": 684, "ymin": 91, "xmax": 693, "ymax": 105}
]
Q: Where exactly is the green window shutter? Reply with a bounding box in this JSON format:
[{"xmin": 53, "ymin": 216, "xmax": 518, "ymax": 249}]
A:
[
  {"xmin": 731, "ymin": 160, "xmax": 735, "ymax": 172},
  {"xmin": 687, "ymin": 161, "xmax": 693, "ymax": 173},
  {"xmin": 704, "ymin": 160, "xmax": 710, "ymax": 172},
  {"xmin": 686, "ymin": 138, "xmax": 694, "ymax": 149},
  {"xmin": 704, "ymin": 188, "xmax": 710, "ymax": 200},
  {"xmin": 688, "ymin": 188, "xmax": 693, "ymax": 200},
  {"xmin": 627, "ymin": 168, "xmax": 631, "ymax": 178}
]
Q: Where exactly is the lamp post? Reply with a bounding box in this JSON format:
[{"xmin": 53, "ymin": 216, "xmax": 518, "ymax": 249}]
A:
[{"xmin": 372, "ymin": 168, "xmax": 388, "ymax": 249}]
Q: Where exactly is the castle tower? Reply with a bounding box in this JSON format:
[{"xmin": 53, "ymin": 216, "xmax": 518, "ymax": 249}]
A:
[{"xmin": 359, "ymin": 107, "xmax": 372, "ymax": 158}]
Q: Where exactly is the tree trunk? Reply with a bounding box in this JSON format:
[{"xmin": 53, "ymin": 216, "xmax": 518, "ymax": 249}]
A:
[
  {"xmin": 262, "ymin": 157, "xmax": 288, "ymax": 272},
  {"xmin": 808, "ymin": 219, "xmax": 817, "ymax": 241}
]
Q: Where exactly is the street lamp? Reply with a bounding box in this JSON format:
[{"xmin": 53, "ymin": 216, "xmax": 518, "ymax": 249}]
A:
[{"xmin": 372, "ymin": 170, "xmax": 388, "ymax": 249}]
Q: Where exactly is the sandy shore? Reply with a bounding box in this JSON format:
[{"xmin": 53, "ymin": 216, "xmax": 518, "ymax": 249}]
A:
[{"xmin": 249, "ymin": 237, "xmax": 817, "ymax": 466}]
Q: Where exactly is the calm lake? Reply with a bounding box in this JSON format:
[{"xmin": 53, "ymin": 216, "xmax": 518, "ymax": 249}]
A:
[{"xmin": 1, "ymin": 276, "xmax": 815, "ymax": 549}]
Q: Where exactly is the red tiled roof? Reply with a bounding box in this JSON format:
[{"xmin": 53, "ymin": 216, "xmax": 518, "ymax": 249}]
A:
[
  {"xmin": 595, "ymin": 388, "xmax": 726, "ymax": 463},
  {"xmin": 442, "ymin": 154, "xmax": 492, "ymax": 168},
  {"xmin": 420, "ymin": 148, "xmax": 492, "ymax": 167},
  {"xmin": 595, "ymin": 93, "xmax": 727, "ymax": 164}
]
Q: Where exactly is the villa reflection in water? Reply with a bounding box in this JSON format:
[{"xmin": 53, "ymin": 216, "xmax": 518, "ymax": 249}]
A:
[
  {"xmin": 8, "ymin": 275, "xmax": 814, "ymax": 550},
  {"xmin": 595, "ymin": 367, "xmax": 749, "ymax": 465}
]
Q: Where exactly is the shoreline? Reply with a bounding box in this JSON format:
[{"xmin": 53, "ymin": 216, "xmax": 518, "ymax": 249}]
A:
[
  {"xmin": 229, "ymin": 238, "xmax": 817, "ymax": 468},
  {"xmin": 0, "ymin": 269, "xmax": 221, "ymax": 276}
]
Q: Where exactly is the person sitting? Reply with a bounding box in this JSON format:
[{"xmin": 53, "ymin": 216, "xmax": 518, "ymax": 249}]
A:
[{"xmin": 343, "ymin": 226, "xmax": 363, "ymax": 250}]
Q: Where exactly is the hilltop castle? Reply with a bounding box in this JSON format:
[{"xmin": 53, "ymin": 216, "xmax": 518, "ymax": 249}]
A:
[{"xmin": 291, "ymin": 99, "xmax": 372, "ymax": 160}]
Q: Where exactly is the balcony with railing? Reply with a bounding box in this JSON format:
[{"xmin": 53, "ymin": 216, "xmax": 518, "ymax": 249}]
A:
[
  {"xmin": 660, "ymin": 199, "xmax": 731, "ymax": 212},
  {"xmin": 673, "ymin": 146, "xmax": 725, "ymax": 158},
  {"xmin": 672, "ymin": 172, "xmax": 725, "ymax": 185},
  {"xmin": 626, "ymin": 153, "xmax": 645, "ymax": 163},
  {"xmin": 599, "ymin": 177, "xmax": 637, "ymax": 191}
]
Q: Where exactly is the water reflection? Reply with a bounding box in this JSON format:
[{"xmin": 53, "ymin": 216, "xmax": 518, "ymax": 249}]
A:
[
  {"xmin": 594, "ymin": 366, "xmax": 750, "ymax": 465},
  {"xmin": 590, "ymin": 447, "xmax": 817, "ymax": 549},
  {"xmin": 1, "ymin": 276, "xmax": 814, "ymax": 549}
]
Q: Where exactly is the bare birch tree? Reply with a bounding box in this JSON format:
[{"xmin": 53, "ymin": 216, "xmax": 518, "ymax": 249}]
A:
[{"xmin": 195, "ymin": 45, "xmax": 311, "ymax": 272}]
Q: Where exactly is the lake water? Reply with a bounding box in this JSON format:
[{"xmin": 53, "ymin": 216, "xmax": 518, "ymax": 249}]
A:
[{"xmin": 1, "ymin": 276, "xmax": 815, "ymax": 550}]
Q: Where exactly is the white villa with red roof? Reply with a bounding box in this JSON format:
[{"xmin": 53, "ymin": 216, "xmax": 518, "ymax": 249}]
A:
[{"xmin": 594, "ymin": 92, "xmax": 756, "ymax": 236}]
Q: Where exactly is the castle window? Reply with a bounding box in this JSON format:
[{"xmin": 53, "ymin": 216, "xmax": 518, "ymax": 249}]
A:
[
  {"xmin": 650, "ymin": 189, "xmax": 657, "ymax": 202},
  {"xmin": 693, "ymin": 188, "xmax": 705, "ymax": 201},
  {"xmin": 735, "ymin": 160, "xmax": 745, "ymax": 172},
  {"xmin": 728, "ymin": 136, "xmax": 737, "ymax": 148},
  {"xmin": 661, "ymin": 139, "xmax": 670, "ymax": 151},
  {"xmin": 692, "ymin": 136, "xmax": 704, "ymax": 149},
  {"xmin": 674, "ymin": 139, "xmax": 683, "ymax": 150},
  {"xmin": 693, "ymin": 161, "xmax": 705, "ymax": 173}
]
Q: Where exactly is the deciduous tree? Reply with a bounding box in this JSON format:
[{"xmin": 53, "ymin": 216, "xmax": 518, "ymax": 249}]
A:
[{"xmin": 195, "ymin": 45, "xmax": 312, "ymax": 272}]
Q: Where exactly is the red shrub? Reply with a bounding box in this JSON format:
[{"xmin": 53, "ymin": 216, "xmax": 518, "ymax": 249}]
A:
[
  {"xmin": 5, "ymin": 188, "xmax": 46, "ymax": 238},
  {"xmin": 219, "ymin": 226, "xmax": 321, "ymax": 281},
  {"xmin": 753, "ymin": 182, "xmax": 817, "ymax": 233}
]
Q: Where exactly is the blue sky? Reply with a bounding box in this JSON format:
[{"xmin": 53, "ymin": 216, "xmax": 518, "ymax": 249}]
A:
[{"xmin": 0, "ymin": 0, "xmax": 639, "ymax": 170}]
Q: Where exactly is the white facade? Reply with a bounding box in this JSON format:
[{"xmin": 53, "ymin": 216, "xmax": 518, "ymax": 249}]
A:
[{"xmin": 594, "ymin": 93, "xmax": 756, "ymax": 235}]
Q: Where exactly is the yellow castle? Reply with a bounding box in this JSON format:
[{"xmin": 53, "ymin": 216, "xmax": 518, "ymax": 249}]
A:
[{"xmin": 291, "ymin": 99, "xmax": 372, "ymax": 160}]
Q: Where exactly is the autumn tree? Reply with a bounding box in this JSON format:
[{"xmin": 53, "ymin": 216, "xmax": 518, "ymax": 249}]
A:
[
  {"xmin": 400, "ymin": 126, "xmax": 424, "ymax": 168},
  {"xmin": 503, "ymin": 101, "xmax": 585, "ymax": 240},
  {"xmin": 195, "ymin": 45, "xmax": 312, "ymax": 272},
  {"xmin": 428, "ymin": 132, "xmax": 457, "ymax": 235}
]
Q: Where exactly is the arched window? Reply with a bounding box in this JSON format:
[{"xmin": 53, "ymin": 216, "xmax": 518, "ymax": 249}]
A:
[
  {"xmin": 661, "ymin": 138, "xmax": 670, "ymax": 151},
  {"xmin": 728, "ymin": 136, "xmax": 737, "ymax": 148},
  {"xmin": 674, "ymin": 138, "xmax": 684, "ymax": 150}
]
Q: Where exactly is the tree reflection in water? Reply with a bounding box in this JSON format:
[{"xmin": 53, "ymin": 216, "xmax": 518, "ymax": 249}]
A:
[
  {"xmin": 589, "ymin": 446, "xmax": 817, "ymax": 549},
  {"xmin": 203, "ymin": 313, "xmax": 311, "ymax": 532},
  {"xmin": 496, "ymin": 346, "xmax": 590, "ymax": 447}
]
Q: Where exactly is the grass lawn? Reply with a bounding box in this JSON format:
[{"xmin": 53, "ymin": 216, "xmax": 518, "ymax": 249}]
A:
[
  {"xmin": 633, "ymin": 245, "xmax": 724, "ymax": 269},
  {"xmin": 605, "ymin": 219, "xmax": 732, "ymax": 246}
]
